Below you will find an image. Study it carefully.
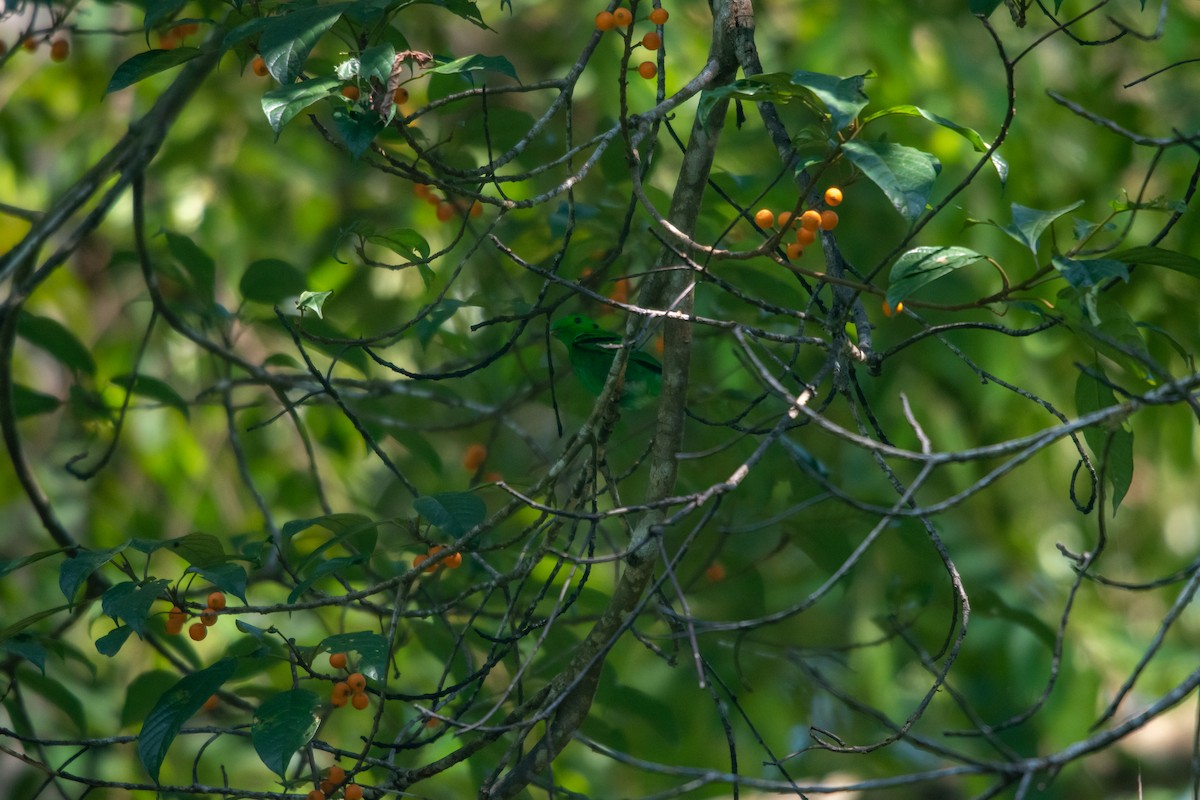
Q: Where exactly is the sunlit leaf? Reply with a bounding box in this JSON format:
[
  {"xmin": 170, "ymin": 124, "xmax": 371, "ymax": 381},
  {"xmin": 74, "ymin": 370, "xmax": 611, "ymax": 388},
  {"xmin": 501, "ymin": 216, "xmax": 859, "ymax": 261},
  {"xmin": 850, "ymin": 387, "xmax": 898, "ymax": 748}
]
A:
[
  {"xmin": 428, "ymin": 53, "xmax": 518, "ymax": 81},
  {"xmin": 860, "ymin": 104, "xmax": 1006, "ymax": 184},
  {"xmin": 262, "ymin": 77, "xmax": 342, "ymax": 137},
  {"xmin": 296, "ymin": 290, "xmax": 333, "ymax": 318},
  {"xmin": 842, "ymin": 141, "xmax": 941, "ymax": 223},
  {"xmin": 886, "ymin": 246, "xmax": 986, "ymax": 305},
  {"xmin": 1003, "ymin": 201, "xmax": 1083, "ymax": 254}
]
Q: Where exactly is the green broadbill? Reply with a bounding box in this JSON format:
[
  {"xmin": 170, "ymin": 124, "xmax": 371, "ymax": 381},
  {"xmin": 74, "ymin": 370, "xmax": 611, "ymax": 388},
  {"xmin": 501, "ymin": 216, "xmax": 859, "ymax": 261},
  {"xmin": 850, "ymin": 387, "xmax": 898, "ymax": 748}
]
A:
[{"xmin": 550, "ymin": 314, "xmax": 662, "ymax": 407}]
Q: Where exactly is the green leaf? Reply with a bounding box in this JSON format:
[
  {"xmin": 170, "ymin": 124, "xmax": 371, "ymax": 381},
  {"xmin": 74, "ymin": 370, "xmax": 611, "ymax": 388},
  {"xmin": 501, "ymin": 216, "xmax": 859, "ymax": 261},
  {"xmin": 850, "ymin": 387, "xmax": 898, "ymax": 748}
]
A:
[
  {"xmin": 138, "ymin": 658, "xmax": 238, "ymax": 783},
  {"xmin": 17, "ymin": 313, "xmax": 96, "ymax": 375},
  {"xmin": 282, "ymin": 512, "xmax": 376, "ymax": 542},
  {"xmin": 415, "ymin": 300, "xmax": 463, "ymax": 347},
  {"xmin": 296, "ymin": 290, "xmax": 333, "ymax": 318},
  {"xmin": 860, "ymin": 104, "xmax": 1007, "ymax": 185},
  {"xmin": 414, "ymin": 492, "xmax": 486, "ymax": 536},
  {"xmin": 0, "ymin": 634, "xmax": 47, "ymax": 674},
  {"xmin": 106, "ymin": 48, "xmax": 204, "ymax": 94},
  {"xmin": 11, "ymin": 384, "xmax": 61, "ymax": 418},
  {"xmin": 287, "ymin": 555, "xmax": 366, "ymax": 603},
  {"xmin": 20, "ymin": 669, "xmax": 88, "ymax": 734},
  {"xmin": 164, "ymin": 231, "xmax": 216, "ymax": 305},
  {"xmin": 1109, "ymin": 246, "xmax": 1200, "ymax": 280},
  {"xmin": 111, "ymin": 374, "xmax": 190, "ymax": 420},
  {"xmin": 132, "ymin": 532, "xmax": 229, "ymax": 568},
  {"xmin": 122, "ymin": 670, "xmax": 181, "ymax": 728},
  {"xmin": 239, "ymin": 259, "xmax": 307, "ymax": 304},
  {"xmin": 317, "ymin": 631, "xmax": 389, "ymax": 680},
  {"xmin": 370, "ymin": 228, "xmax": 431, "ymax": 262},
  {"xmin": 414, "ymin": 0, "xmax": 488, "ymax": 28},
  {"xmin": 1, "ymin": 548, "xmax": 67, "ymax": 579},
  {"xmin": 96, "ymin": 625, "xmax": 136, "ymax": 657},
  {"xmin": 101, "ymin": 579, "xmax": 171, "ymax": 637},
  {"xmin": 143, "ymin": 0, "xmax": 189, "ymax": 35},
  {"xmin": 698, "ymin": 70, "xmax": 869, "ymax": 132},
  {"xmin": 358, "ymin": 42, "xmax": 396, "ymax": 83},
  {"xmin": 60, "ymin": 545, "xmax": 128, "ymax": 608},
  {"xmin": 0, "ymin": 606, "xmax": 71, "ymax": 644},
  {"xmin": 187, "ymin": 563, "xmax": 249, "ymax": 605},
  {"xmin": 262, "ymin": 77, "xmax": 342, "ymax": 137},
  {"xmin": 1052, "ymin": 256, "xmax": 1129, "ymax": 289},
  {"xmin": 428, "ymin": 53, "xmax": 518, "ymax": 81},
  {"xmin": 1003, "ymin": 201, "xmax": 1083, "ymax": 254},
  {"xmin": 252, "ymin": 689, "xmax": 321, "ymax": 779},
  {"xmin": 1075, "ymin": 368, "xmax": 1134, "ymax": 513},
  {"xmin": 1057, "ymin": 289, "xmax": 1157, "ymax": 382},
  {"xmin": 841, "ymin": 140, "xmax": 941, "ymax": 223},
  {"xmin": 258, "ymin": 3, "xmax": 349, "ymax": 84},
  {"xmin": 332, "ymin": 108, "xmax": 386, "ymax": 159},
  {"xmin": 886, "ymin": 246, "xmax": 986, "ymax": 306}
]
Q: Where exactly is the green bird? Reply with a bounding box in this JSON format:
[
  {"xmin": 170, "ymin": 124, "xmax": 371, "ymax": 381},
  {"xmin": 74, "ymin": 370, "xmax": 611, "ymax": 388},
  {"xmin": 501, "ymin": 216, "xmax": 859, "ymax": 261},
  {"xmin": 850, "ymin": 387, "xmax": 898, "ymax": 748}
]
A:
[{"xmin": 550, "ymin": 314, "xmax": 662, "ymax": 407}]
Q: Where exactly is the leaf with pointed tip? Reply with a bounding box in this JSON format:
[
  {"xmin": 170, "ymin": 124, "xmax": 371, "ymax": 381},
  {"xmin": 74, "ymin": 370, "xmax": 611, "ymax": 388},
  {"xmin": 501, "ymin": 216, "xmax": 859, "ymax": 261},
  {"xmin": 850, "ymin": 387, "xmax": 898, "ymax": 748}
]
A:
[
  {"xmin": 842, "ymin": 141, "xmax": 941, "ymax": 223},
  {"xmin": 886, "ymin": 246, "xmax": 986, "ymax": 306},
  {"xmin": 1003, "ymin": 201, "xmax": 1083, "ymax": 254},
  {"xmin": 138, "ymin": 658, "xmax": 238, "ymax": 782},
  {"xmin": 252, "ymin": 689, "xmax": 321, "ymax": 779},
  {"xmin": 106, "ymin": 48, "xmax": 204, "ymax": 94}
]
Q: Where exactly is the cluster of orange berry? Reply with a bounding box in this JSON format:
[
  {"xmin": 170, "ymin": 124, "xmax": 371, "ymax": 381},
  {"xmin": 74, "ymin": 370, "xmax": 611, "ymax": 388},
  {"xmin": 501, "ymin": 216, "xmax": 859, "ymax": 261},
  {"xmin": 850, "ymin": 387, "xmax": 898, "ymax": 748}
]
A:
[
  {"xmin": 412, "ymin": 183, "xmax": 482, "ymax": 223},
  {"xmin": 594, "ymin": 4, "xmax": 669, "ymax": 80},
  {"xmin": 308, "ymin": 763, "xmax": 364, "ymax": 800},
  {"xmin": 328, "ymin": 654, "xmax": 372, "ymax": 711},
  {"xmin": 413, "ymin": 544, "xmax": 463, "ymax": 573},
  {"xmin": 1, "ymin": 36, "xmax": 70, "ymax": 62},
  {"xmin": 159, "ymin": 22, "xmax": 201, "ymax": 50},
  {"xmin": 756, "ymin": 186, "xmax": 843, "ymax": 261},
  {"xmin": 165, "ymin": 591, "xmax": 226, "ymax": 641}
]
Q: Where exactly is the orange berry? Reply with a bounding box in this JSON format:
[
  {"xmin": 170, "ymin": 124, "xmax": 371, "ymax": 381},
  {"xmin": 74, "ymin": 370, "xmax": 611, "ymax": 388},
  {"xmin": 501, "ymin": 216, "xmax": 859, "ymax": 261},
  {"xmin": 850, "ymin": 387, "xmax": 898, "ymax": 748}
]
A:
[
  {"xmin": 469, "ymin": 200, "xmax": 483, "ymax": 217},
  {"xmin": 425, "ymin": 715, "xmax": 441, "ymax": 729},
  {"xmin": 49, "ymin": 39, "xmax": 68, "ymax": 62},
  {"xmin": 649, "ymin": 7, "xmax": 669, "ymax": 24},
  {"xmin": 165, "ymin": 617, "xmax": 184, "ymax": 635},
  {"xmin": 200, "ymin": 608, "xmax": 218, "ymax": 627},
  {"xmin": 347, "ymin": 673, "xmax": 367, "ymax": 694},
  {"xmin": 443, "ymin": 549, "xmax": 463, "ymax": 569},
  {"xmin": 705, "ymin": 562, "xmax": 727, "ymax": 582},
  {"xmin": 463, "ymin": 443, "xmax": 488, "ymax": 471},
  {"xmin": 251, "ymin": 55, "xmax": 268, "ymax": 77},
  {"xmin": 435, "ymin": 202, "xmax": 456, "ymax": 222},
  {"xmin": 326, "ymin": 765, "xmax": 346, "ymax": 785},
  {"xmin": 329, "ymin": 652, "xmax": 348, "ymax": 670},
  {"xmin": 341, "ymin": 84, "xmax": 360, "ymax": 101},
  {"xmin": 796, "ymin": 227, "xmax": 817, "ymax": 246},
  {"xmin": 207, "ymin": 591, "xmax": 227, "ymax": 610},
  {"xmin": 159, "ymin": 31, "xmax": 179, "ymax": 50},
  {"xmin": 594, "ymin": 11, "xmax": 616, "ymax": 30},
  {"xmin": 882, "ymin": 299, "xmax": 904, "ymax": 317},
  {"xmin": 641, "ymin": 31, "xmax": 661, "ymax": 50},
  {"xmin": 819, "ymin": 210, "xmax": 839, "ymax": 230},
  {"xmin": 344, "ymin": 785, "xmax": 364, "ymax": 800},
  {"xmin": 412, "ymin": 553, "xmax": 429, "ymax": 571},
  {"xmin": 331, "ymin": 682, "xmax": 351, "ymax": 706},
  {"xmin": 188, "ymin": 622, "xmax": 207, "ymax": 641},
  {"xmin": 22, "ymin": 38, "xmax": 39, "ymax": 52},
  {"xmin": 351, "ymin": 692, "xmax": 370, "ymax": 710},
  {"xmin": 637, "ymin": 61, "xmax": 657, "ymax": 80},
  {"xmin": 393, "ymin": 86, "xmax": 409, "ymax": 105},
  {"xmin": 613, "ymin": 7, "xmax": 633, "ymax": 26},
  {"xmin": 202, "ymin": 694, "xmax": 219, "ymax": 712},
  {"xmin": 799, "ymin": 209, "xmax": 821, "ymax": 230},
  {"xmin": 307, "ymin": 790, "xmax": 326, "ymax": 800},
  {"xmin": 168, "ymin": 605, "xmax": 187, "ymax": 625},
  {"xmin": 753, "ymin": 208, "xmax": 775, "ymax": 228},
  {"xmin": 777, "ymin": 211, "xmax": 793, "ymax": 228},
  {"xmin": 785, "ymin": 242, "xmax": 804, "ymax": 260},
  {"xmin": 824, "ymin": 186, "xmax": 843, "ymax": 206}
]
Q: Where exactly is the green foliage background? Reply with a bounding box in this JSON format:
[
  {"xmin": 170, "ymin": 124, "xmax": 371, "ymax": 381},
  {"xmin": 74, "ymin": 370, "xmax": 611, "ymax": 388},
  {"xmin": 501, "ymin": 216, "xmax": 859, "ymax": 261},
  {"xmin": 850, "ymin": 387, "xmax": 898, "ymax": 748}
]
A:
[{"xmin": 3, "ymin": 0, "xmax": 1200, "ymax": 798}]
